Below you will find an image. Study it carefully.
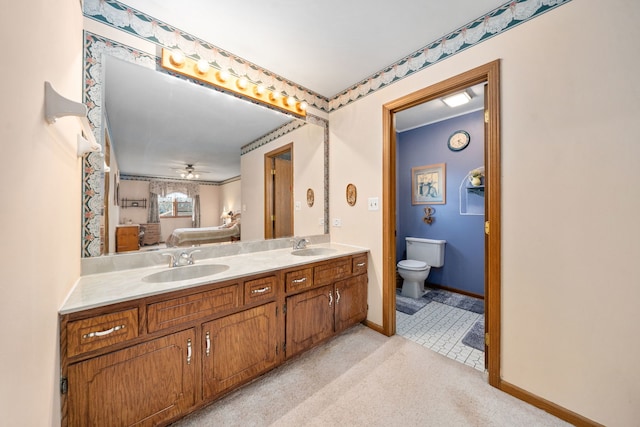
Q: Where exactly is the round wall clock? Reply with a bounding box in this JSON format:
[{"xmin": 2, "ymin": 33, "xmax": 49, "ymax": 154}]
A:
[{"xmin": 447, "ymin": 130, "xmax": 470, "ymax": 151}]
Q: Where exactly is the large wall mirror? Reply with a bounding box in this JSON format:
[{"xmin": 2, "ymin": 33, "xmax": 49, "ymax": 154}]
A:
[{"xmin": 82, "ymin": 34, "xmax": 328, "ymax": 257}]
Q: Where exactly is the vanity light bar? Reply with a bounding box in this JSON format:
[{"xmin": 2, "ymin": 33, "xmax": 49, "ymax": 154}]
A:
[{"xmin": 161, "ymin": 48, "xmax": 307, "ymax": 117}]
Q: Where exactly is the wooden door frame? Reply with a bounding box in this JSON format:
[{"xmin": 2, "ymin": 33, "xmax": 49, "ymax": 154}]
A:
[
  {"xmin": 382, "ymin": 60, "xmax": 501, "ymax": 386},
  {"xmin": 264, "ymin": 143, "xmax": 294, "ymax": 239}
]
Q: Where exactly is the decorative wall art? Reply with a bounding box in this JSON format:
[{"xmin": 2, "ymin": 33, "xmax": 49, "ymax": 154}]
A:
[
  {"xmin": 306, "ymin": 188, "xmax": 314, "ymax": 207},
  {"xmin": 412, "ymin": 163, "xmax": 446, "ymax": 205},
  {"xmin": 346, "ymin": 183, "xmax": 357, "ymax": 206}
]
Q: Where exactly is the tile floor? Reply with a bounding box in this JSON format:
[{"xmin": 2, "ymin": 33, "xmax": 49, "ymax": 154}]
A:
[{"xmin": 396, "ymin": 290, "xmax": 485, "ymax": 372}]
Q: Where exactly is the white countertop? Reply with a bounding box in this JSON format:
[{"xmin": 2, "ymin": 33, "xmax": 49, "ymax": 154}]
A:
[{"xmin": 61, "ymin": 243, "xmax": 368, "ymax": 315}]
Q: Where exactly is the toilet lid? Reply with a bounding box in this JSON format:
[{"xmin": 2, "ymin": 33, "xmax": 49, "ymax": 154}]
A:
[{"xmin": 398, "ymin": 260, "xmax": 428, "ymax": 270}]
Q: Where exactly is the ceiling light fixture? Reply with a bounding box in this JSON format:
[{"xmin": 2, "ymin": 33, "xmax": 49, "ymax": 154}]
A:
[
  {"xmin": 160, "ymin": 48, "xmax": 306, "ymax": 117},
  {"xmin": 442, "ymin": 91, "xmax": 472, "ymax": 108},
  {"xmin": 179, "ymin": 165, "xmax": 200, "ymax": 180}
]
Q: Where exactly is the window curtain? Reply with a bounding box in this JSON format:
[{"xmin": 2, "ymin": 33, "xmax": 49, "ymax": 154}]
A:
[
  {"xmin": 192, "ymin": 195, "xmax": 201, "ymax": 228},
  {"xmin": 147, "ymin": 191, "xmax": 160, "ymax": 223},
  {"xmin": 149, "ymin": 180, "xmax": 200, "ymax": 198}
]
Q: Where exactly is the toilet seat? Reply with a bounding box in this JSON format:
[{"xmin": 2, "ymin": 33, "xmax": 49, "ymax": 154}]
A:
[{"xmin": 397, "ymin": 259, "xmax": 428, "ymax": 271}]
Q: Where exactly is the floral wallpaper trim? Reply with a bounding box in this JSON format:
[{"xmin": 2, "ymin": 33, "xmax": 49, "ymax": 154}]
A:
[
  {"xmin": 329, "ymin": 0, "xmax": 571, "ymax": 110},
  {"xmin": 82, "ymin": 0, "xmax": 329, "ymax": 112},
  {"xmin": 83, "ymin": 0, "xmax": 570, "ymax": 114}
]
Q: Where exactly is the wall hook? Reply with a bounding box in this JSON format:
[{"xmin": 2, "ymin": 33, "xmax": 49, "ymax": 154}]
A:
[{"xmin": 423, "ymin": 207, "xmax": 435, "ymax": 224}]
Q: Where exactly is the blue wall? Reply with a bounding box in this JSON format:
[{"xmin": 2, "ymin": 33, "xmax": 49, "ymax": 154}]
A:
[{"xmin": 396, "ymin": 110, "xmax": 485, "ymax": 296}]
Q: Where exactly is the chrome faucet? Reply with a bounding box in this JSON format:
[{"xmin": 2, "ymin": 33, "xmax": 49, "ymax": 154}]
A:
[
  {"xmin": 292, "ymin": 237, "xmax": 310, "ymax": 250},
  {"xmin": 162, "ymin": 249, "xmax": 201, "ymax": 267}
]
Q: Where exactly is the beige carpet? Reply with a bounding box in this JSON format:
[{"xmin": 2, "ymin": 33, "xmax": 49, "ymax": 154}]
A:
[{"xmin": 172, "ymin": 325, "xmax": 570, "ymax": 426}]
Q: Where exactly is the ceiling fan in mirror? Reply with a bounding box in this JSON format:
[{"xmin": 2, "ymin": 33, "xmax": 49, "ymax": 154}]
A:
[{"xmin": 174, "ymin": 164, "xmax": 209, "ymax": 180}]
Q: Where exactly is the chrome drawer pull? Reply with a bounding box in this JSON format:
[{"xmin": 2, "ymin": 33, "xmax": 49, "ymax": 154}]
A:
[
  {"xmin": 82, "ymin": 324, "xmax": 125, "ymax": 339},
  {"xmin": 356, "ymin": 262, "xmax": 366, "ymax": 267},
  {"xmin": 186, "ymin": 338, "xmax": 192, "ymax": 365},
  {"xmin": 251, "ymin": 286, "xmax": 271, "ymax": 294},
  {"xmin": 336, "ymin": 288, "xmax": 341, "ymax": 304},
  {"xmin": 205, "ymin": 332, "xmax": 211, "ymax": 356},
  {"xmin": 292, "ymin": 277, "xmax": 307, "ymax": 284},
  {"xmin": 329, "ymin": 291, "xmax": 333, "ymax": 307}
]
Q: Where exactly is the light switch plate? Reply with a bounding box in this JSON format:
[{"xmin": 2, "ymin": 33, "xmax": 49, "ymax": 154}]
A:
[
  {"xmin": 332, "ymin": 218, "xmax": 342, "ymax": 227},
  {"xmin": 295, "ymin": 201, "xmax": 301, "ymax": 211},
  {"xmin": 368, "ymin": 197, "xmax": 379, "ymax": 211}
]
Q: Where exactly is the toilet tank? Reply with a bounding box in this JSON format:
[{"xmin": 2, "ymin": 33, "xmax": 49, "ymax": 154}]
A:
[{"xmin": 406, "ymin": 237, "xmax": 446, "ymax": 267}]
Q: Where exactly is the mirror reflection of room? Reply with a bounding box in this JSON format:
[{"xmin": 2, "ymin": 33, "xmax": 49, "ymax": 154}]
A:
[{"xmin": 99, "ymin": 54, "xmax": 325, "ymax": 255}]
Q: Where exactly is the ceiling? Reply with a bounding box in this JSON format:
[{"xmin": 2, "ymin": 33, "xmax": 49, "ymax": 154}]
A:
[
  {"xmin": 105, "ymin": 1, "xmax": 503, "ymax": 181},
  {"xmin": 121, "ymin": 0, "xmax": 506, "ymax": 98}
]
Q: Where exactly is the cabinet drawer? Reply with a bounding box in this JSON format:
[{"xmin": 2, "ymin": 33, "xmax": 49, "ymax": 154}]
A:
[
  {"xmin": 314, "ymin": 258, "xmax": 352, "ymax": 286},
  {"xmin": 285, "ymin": 267, "xmax": 314, "ymax": 292},
  {"xmin": 147, "ymin": 284, "xmax": 240, "ymax": 333},
  {"xmin": 245, "ymin": 276, "xmax": 277, "ymax": 304},
  {"xmin": 352, "ymin": 254, "xmax": 368, "ymax": 275},
  {"xmin": 67, "ymin": 308, "xmax": 139, "ymax": 357}
]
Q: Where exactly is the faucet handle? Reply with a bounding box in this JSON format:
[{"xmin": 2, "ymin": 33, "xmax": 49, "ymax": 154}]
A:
[{"xmin": 162, "ymin": 252, "xmax": 176, "ymax": 267}]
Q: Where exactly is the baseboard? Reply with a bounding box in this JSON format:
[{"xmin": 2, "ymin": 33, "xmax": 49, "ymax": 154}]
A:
[
  {"xmin": 426, "ymin": 282, "xmax": 484, "ymax": 300},
  {"xmin": 499, "ymin": 380, "xmax": 604, "ymax": 427},
  {"xmin": 363, "ymin": 319, "xmax": 385, "ymax": 335}
]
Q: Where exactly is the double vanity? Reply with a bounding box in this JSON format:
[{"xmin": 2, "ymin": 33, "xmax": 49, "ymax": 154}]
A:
[{"xmin": 59, "ymin": 242, "xmax": 369, "ymax": 426}]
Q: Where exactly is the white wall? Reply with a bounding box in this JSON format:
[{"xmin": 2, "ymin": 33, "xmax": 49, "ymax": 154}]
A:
[
  {"xmin": 199, "ymin": 184, "xmax": 221, "ymax": 227},
  {"xmin": 0, "ymin": 1, "xmax": 83, "ymax": 425},
  {"xmin": 220, "ymin": 179, "xmax": 241, "ymax": 220},
  {"xmin": 329, "ymin": 1, "xmax": 640, "ymax": 425},
  {"xmin": 241, "ymin": 123, "xmax": 325, "ymax": 241}
]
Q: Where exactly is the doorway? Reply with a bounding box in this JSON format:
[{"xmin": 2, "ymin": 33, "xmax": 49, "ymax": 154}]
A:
[
  {"xmin": 382, "ymin": 60, "xmax": 501, "ymax": 386},
  {"xmin": 264, "ymin": 143, "xmax": 294, "ymax": 239}
]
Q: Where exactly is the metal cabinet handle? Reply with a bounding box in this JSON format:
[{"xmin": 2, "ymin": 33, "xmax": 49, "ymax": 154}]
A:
[
  {"xmin": 356, "ymin": 262, "xmax": 366, "ymax": 267},
  {"xmin": 336, "ymin": 288, "xmax": 341, "ymax": 304},
  {"xmin": 251, "ymin": 286, "xmax": 271, "ymax": 294},
  {"xmin": 292, "ymin": 277, "xmax": 307, "ymax": 284},
  {"xmin": 329, "ymin": 291, "xmax": 333, "ymax": 307},
  {"xmin": 205, "ymin": 331, "xmax": 211, "ymax": 356},
  {"xmin": 186, "ymin": 338, "xmax": 192, "ymax": 365},
  {"xmin": 82, "ymin": 324, "xmax": 125, "ymax": 339}
]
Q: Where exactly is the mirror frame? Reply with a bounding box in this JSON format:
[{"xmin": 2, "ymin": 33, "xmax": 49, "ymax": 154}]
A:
[{"xmin": 82, "ymin": 32, "xmax": 329, "ymax": 257}]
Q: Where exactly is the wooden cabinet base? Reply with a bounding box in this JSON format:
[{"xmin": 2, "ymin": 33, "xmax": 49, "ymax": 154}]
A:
[
  {"xmin": 67, "ymin": 329, "xmax": 196, "ymax": 427},
  {"xmin": 60, "ymin": 253, "xmax": 367, "ymax": 426}
]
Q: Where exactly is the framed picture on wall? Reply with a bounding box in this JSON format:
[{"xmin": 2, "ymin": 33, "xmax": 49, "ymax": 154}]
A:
[{"xmin": 411, "ymin": 163, "xmax": 446, "ymax": 205}]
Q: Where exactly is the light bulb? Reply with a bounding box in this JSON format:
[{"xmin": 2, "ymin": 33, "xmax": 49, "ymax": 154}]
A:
[
  {"xmin": 170, "ymin": 51, "xmax": 185, "ymax": 67},
  {"xmin": 270, "ymin": 91, "xmax": 281, "ymax": 101},
  {"xmin": 195, "ymin": 174, "xmax": 200, "ymax": 179},
  {"xmin": 180, "ymin": 173, "xmax": 186, "ymax": 178},
  {"xmin": 298, "ymin": 101, "xmax": 308, "ymax": 111},
  {"xmin": 217, "ymin": 70, "xmax": 230, "ymax": 82},
  {"xmin": 286, "ymin": 96, "xmax": 296, "ymax": 107},
  {"xmin": 236, "ymin": 77, "xmax": 248, "ymax": 90},
  {"xmin": 196, "ymin": 59, "xmax": 210, "ymax": 74},
  {"xmin": 254, "ymin": 84, "xmax": 266, "ymax": 96}
]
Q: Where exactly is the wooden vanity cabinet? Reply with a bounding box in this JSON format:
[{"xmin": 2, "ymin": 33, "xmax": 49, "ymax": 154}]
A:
[
  {"xmin": 285, "ymin": 255, "xmax": 368, "ymax": 358},
  {"xmin": 202, "ymin": 302, "xmax": 279, "ymax": 400},
  {"xmin": 67, "ymin": 329, "xmax": 196, "ymax": 427},
  {"xmin": 61, "ymin": 253, "xmax": 367, "ymax": 426}
]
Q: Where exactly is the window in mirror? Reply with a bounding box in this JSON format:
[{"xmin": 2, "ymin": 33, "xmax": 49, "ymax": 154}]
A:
[{"xmin": 159, "ymin": 192, "xmax": 193, "ymax": 218}]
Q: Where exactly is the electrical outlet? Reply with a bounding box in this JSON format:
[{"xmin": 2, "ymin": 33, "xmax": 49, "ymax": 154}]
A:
[
  {"xmin": 319, "ymin": 218, "xmax": 325, "ymax": 226},
  {"xmin": 332, "ymin": 218, "xmax": 342, "ymax": 227},
  {"xmin": 368, "ymin": 197, "xmax": 379, "ymax": 211},
  {"xmin": 295, "ymin": 201, "xmax": 301, "ymax": 211}
]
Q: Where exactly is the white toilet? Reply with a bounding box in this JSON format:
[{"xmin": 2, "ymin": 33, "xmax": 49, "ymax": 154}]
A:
[{"xmin": 397, "ymin": 237, "xmax": 446, "ymax": 299}]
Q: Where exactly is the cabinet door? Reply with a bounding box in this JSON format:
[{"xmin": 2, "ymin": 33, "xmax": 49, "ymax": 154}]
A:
[
  {"xmin": 67, "ymin": 329, "xmax": 196, "ymax": 427},
  {"xmin": 334, "ymin": 274, "xmax": 368, "ymax": 333},
  {"xmin": 286, "ymin": 284, "xmax": 334, "ymax": 358},
  {"xmin": 202, "ymin": 303, "xmax": 278, "ymax": 400}
]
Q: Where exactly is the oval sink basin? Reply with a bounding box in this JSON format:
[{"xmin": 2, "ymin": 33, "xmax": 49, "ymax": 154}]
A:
[
  {"xmin": 142, "ymin": 264, "xmax": 229, "ymax": 283},
  {"xmin": 291, "ymin": 248, "xmax": 337, "ymax": 257}
]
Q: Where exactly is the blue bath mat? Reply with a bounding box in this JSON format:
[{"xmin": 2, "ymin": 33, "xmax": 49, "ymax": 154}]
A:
[
  {"xmin": 462, "ymin": 318, "xmax": 485, "ymax": 351},
  {"xmin": 422, "ymin": 289, "xmax": 484, "ymax": 314},
  {"xmin": 395, "ymin": 289, "xmax": 430, "ymax": 315}
]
